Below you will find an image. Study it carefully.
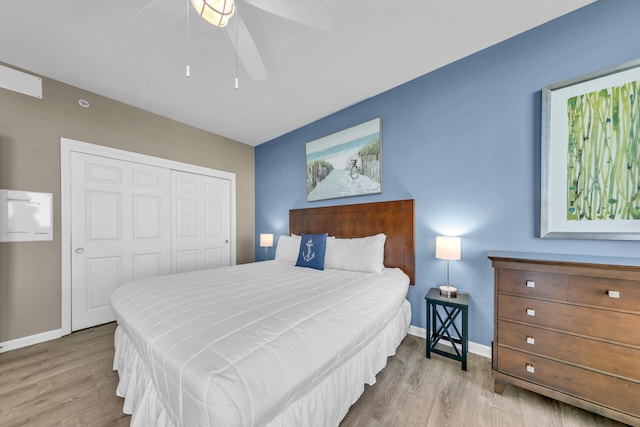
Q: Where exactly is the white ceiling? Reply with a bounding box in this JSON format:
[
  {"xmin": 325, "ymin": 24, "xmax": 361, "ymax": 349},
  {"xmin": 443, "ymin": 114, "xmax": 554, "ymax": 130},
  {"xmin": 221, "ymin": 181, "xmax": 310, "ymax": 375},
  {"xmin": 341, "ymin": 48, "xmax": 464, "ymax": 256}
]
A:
[{"xmin": 0, "ymin": 0, "xmax": 595, "ymax": 146}]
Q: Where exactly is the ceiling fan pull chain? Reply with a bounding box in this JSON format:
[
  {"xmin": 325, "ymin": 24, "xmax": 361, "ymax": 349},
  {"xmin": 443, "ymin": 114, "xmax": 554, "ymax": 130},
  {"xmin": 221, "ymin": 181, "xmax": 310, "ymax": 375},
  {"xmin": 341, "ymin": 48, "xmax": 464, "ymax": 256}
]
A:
[
  {"xmin": 185, "ymin": 0, "xmax": 192, "ymax": 77},
  {"xmin": 234, "ymin": 0, "xmax": 239, "ymax": 89}
]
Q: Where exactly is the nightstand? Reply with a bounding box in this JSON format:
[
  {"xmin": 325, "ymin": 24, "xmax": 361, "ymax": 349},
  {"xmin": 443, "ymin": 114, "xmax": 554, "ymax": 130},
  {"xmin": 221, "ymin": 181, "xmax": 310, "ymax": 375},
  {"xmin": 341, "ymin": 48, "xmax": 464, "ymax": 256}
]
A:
[{"xmin": 425, "ymin": 287, "xmax": 469, "ymax": 370}]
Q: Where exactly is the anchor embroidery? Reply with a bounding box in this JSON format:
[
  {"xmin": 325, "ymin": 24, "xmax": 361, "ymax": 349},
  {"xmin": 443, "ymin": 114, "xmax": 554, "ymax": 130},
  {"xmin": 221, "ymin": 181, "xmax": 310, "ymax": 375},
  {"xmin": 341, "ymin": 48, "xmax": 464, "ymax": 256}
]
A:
[{"xmin": 302, "ymin": 238, "xmax": 315, "ymax": 262}]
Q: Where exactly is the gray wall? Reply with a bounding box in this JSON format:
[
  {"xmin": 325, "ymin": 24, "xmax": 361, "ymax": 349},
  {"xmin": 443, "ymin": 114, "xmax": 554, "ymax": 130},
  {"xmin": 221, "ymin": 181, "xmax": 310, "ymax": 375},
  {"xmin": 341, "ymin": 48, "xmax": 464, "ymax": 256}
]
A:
[{"xmin": 0, "ymin": 64, "xmax": 255, "ymax": 343}]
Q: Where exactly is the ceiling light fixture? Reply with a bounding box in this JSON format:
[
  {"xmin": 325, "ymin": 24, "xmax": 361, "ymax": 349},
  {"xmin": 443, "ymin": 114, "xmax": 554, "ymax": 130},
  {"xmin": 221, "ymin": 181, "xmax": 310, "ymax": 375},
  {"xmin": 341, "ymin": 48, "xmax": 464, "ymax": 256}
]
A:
[{"xmin": 191, "ymin": 0, "xmax": 235, "ymax": 28}]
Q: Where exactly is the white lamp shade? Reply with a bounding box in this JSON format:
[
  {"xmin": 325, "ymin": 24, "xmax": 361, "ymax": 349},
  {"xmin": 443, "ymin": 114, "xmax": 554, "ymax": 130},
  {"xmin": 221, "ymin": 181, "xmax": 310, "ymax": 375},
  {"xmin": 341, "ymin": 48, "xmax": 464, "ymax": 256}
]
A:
[
  {"xmin": 260, "ymin": 233, "xmax": 274, "ymax": 248},
  {"xmin": 191, "ymin": 0, "xmax": 235, "ymax": 27},
  {"xmin": 435, "ymin": 236, "xmax": 461, "ymax": 261}
]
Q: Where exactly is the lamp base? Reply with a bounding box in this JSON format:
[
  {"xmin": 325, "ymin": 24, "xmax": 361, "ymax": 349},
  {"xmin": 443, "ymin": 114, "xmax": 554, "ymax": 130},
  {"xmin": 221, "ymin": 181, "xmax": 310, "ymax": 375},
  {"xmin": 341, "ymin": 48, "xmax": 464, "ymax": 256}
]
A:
[{"xmin": 439, "ymin": 285, "xmax": 458, "ymax": 298}]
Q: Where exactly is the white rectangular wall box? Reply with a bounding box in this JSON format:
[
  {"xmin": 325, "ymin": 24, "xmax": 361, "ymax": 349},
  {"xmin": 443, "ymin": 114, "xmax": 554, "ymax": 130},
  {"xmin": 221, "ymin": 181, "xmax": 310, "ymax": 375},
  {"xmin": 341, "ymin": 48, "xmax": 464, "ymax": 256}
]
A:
[
  {"xmin": 0, "ymin": 189, "xmax": 53, "ymax": 242},
  {"xmin": 0, "ymin": 64, "xmax": 43, "ymax": 99}
]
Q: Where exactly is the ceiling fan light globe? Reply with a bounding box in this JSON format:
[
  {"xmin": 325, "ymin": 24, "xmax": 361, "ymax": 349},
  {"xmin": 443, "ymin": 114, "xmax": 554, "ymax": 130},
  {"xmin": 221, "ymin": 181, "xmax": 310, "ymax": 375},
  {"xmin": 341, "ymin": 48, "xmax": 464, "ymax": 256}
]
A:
[{"xmin": 191, "ymin": 0, "xmax": 235, "ymax": 28}]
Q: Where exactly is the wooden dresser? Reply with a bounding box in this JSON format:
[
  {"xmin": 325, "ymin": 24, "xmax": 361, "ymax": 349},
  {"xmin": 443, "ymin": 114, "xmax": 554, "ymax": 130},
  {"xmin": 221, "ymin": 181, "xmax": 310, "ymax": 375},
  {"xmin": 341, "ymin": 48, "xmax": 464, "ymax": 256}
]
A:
[{"xmin": 489, "ymin": 252, "xmax": 640, "ymax": 426}]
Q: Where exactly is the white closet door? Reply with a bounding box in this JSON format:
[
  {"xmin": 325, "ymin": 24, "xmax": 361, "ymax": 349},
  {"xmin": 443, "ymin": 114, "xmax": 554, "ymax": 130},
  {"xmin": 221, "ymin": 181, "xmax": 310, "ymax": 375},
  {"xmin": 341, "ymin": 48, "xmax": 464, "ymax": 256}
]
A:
[
  {"xmin": 171, "ymin": 170, "xmax": 231, "ymax": 273},
  {"xmin": 71, "ymin": 152, "xmax": 172, "ymax": 331}
]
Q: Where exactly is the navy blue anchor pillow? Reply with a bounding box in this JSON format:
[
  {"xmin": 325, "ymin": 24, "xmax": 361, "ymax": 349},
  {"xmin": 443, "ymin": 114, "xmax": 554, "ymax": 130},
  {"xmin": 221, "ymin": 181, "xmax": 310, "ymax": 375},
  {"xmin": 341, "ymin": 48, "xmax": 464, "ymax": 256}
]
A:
[{"xmin": 295, "ymin": 233, "xmax": 328, "ymax": 270}]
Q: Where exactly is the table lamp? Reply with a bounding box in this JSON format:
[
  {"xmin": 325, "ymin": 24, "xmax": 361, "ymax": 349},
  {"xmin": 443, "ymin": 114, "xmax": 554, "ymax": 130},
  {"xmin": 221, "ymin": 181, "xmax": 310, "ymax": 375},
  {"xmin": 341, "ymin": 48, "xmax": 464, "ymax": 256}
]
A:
[
  {"xmin": 435, "ymin": 236, "xmax": 461, "ymax": 297},
  {"xmin": 260, "ymin": 233, "xmax": 273, "ymax": 261}
]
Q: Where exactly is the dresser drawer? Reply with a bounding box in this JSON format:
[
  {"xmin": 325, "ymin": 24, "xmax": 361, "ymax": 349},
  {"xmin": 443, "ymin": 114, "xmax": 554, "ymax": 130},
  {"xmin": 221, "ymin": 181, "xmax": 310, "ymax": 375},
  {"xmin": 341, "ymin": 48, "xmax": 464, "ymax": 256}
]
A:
[
  {"xmin": 497, "ymin": 294, "xmax": 640, "ymax": 346},
  {"xmin": 497, "ymin": 347, "xmax": 640, "ymax": 417},
  {"xmin": 568, "ymin": 275, "xmax": 640, "ymax": 313},
  {"xmin": 496, "ymin": 269, "xmax": 566, "ymax": 300},
  {"xmin": 497, "ymin": 320, "xmax": 640, "ymax": 382}
]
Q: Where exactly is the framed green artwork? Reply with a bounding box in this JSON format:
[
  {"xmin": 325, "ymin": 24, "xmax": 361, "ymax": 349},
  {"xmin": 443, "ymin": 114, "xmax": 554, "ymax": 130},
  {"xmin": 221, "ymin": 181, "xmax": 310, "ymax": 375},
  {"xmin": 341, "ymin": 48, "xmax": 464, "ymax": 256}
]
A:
[{"xmin": 541, "ymin": 59, "xmax": 640, "ymax": 240}]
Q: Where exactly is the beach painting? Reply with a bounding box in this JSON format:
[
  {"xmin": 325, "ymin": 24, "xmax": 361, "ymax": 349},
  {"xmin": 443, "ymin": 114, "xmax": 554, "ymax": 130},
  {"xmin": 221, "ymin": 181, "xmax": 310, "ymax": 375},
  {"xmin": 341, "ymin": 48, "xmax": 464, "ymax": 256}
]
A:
[{"xmin": 305, "ymin": 118, "xmax": 382, "ymax": 201}]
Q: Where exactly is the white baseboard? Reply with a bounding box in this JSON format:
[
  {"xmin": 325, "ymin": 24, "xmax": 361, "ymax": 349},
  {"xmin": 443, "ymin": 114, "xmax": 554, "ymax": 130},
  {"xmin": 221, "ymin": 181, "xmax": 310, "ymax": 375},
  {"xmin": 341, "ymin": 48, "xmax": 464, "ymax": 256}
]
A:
[
  {"xmin": 408, "ymin": 325, "xmax": 491, "ymax": 359},
  {"xmin": 0, "ymin": 328, "xmax": 62, "ymax": 353}
]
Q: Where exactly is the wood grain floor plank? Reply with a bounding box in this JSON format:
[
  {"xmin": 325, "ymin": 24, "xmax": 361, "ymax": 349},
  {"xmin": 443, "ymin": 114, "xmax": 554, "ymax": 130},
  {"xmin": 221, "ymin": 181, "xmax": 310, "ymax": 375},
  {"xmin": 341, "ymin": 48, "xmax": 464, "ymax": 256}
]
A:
[
  {"xmin": 341, "ymin": 335, "xmax": 627, "ymax": 427},
  {"xmin": 0, "ymin": 325, "xmax": 629, "ymax": 426}
]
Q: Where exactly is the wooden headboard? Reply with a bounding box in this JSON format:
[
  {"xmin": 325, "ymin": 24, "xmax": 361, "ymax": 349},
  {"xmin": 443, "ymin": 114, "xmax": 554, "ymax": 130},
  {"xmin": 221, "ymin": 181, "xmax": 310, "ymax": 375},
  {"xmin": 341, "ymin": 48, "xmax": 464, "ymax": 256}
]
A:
[{"xmin": 289, "ymin": 199, "xmax": 415, "ymax": 284}]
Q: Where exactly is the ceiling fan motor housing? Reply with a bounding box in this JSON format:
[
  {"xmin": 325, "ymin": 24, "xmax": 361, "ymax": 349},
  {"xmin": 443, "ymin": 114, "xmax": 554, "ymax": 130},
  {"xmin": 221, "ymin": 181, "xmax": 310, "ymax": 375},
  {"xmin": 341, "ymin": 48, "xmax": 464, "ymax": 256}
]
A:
[{"xmin": 192, "ymin": 0, "xmax": 235, "ymax": 28}]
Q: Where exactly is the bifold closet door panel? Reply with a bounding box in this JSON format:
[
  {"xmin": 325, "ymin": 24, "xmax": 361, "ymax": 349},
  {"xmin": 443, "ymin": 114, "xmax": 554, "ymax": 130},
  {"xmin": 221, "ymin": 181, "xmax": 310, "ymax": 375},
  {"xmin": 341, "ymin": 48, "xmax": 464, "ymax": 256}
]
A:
[
  {"xmin": 171, "ymin": 170, "xmax": 231, "ymax": 274},
  {"xmin": 71, "ymin": 152, "xmax": 172, "ymax": 331}
]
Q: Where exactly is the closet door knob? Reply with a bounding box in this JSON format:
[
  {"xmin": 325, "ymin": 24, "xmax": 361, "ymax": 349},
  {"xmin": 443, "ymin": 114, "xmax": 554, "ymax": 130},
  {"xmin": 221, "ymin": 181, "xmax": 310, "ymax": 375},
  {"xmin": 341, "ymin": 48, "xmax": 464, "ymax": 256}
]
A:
[{"xmin": 75, "ymin": 248, "xmax": 85, "ymax": 254}]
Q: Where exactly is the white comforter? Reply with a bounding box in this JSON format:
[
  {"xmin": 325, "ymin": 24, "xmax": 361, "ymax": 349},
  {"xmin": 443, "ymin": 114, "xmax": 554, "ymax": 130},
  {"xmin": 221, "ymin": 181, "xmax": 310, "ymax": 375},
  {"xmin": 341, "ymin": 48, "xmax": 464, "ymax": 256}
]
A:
[{"xmin": 111, "ymin": 261, "xmax": 410, "ymax": 427}]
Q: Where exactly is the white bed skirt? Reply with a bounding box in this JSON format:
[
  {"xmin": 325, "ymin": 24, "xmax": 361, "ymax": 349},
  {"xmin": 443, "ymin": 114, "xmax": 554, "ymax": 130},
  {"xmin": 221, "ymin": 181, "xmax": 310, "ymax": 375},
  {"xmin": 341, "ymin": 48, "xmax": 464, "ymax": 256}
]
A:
[{"xmin": 113, "ymin": 299, "xmax": 411, "ymax": 427}]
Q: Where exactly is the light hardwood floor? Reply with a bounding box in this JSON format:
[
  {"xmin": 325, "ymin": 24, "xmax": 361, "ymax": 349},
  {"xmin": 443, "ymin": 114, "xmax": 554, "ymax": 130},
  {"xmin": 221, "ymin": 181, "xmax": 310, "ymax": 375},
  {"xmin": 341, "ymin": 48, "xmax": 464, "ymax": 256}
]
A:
[{"xmin": 0, "ymin": 323, "xmax": 628, "ymax": 427}]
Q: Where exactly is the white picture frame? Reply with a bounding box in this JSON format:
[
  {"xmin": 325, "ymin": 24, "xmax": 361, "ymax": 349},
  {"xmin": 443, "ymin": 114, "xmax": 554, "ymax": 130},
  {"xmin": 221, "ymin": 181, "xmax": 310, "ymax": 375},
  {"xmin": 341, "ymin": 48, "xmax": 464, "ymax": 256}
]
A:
[
  {"xmin": 541, "ymin": 59, "xmax": 640, "ymax": 240},
  {"xmin": 305, "ymin": 118, "xmax": 382, "ymax": 202}
]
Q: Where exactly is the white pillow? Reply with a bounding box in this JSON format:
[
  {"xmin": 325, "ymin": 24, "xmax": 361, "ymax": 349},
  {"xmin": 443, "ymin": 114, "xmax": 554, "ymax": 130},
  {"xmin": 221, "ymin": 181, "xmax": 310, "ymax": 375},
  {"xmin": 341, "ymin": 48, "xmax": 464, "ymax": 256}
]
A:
[
  {"xmin": 275, "ymin": 235, "xmax": 302, "ymax": 263},
  {"xmin": 324, "ymin": 234, "xmax": 386, "ymax": 273}
]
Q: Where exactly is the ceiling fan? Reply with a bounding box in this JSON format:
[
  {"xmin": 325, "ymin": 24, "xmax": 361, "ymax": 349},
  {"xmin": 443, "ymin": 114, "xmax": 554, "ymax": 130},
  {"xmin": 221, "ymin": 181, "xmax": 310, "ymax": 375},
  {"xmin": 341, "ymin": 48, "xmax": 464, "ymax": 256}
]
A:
[{"xmin": 130, "ymin": 0, "xmax": 336, "ymax": 83}]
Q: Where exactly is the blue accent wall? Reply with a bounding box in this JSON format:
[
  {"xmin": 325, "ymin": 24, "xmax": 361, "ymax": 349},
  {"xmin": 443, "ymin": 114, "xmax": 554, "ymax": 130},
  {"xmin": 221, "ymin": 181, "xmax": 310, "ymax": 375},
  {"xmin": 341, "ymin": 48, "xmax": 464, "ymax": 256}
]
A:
[{"xmin": 255, "ymin": 0, "xmax": 640, "ymax": 347}]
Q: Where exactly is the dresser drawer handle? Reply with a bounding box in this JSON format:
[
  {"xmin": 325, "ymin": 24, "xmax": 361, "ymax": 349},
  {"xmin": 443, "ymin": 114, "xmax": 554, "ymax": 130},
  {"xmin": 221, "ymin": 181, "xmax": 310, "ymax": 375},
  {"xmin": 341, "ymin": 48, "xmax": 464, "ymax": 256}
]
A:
[
  {"xmin": 526, "ymin": 308, "xmax": 536, "ymax": 316},
  {"xmin": 526, "ymin": 280, "xmax": 535, "ymax": 288},
  {"xmin": 526, "ymin": 336, "xmax": 535, "ymax": 345},
  {"xmin": 526, "ymin": 363, "xmax": 535, "ymax": 374},
  {"xmin": 607, "ymin": 290, "xmax": 621, "ymax": 299}
]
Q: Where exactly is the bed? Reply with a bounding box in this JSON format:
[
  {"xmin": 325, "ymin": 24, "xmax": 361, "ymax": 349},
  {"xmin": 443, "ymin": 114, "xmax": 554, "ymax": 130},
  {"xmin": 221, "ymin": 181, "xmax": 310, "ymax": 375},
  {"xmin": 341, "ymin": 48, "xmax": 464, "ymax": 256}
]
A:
[{"xmin": 112, "ymin": 199, "xmax": 415, "ymax": 426}]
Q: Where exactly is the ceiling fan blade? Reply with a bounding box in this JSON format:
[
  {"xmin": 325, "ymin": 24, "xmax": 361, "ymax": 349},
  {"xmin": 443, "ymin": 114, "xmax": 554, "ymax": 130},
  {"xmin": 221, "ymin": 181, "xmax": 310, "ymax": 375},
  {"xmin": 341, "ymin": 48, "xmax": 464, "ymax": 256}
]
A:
[
  {"xmin": 242, "ymin": 0, "xmax": 336, "ymax": 31},
  {"xmin": 129, "ymin": 0, "xmax": 186, "ymax": 33},
  {"xmin": 226, "ymin": 14, "xmax": 268, "ymax": 82}
]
